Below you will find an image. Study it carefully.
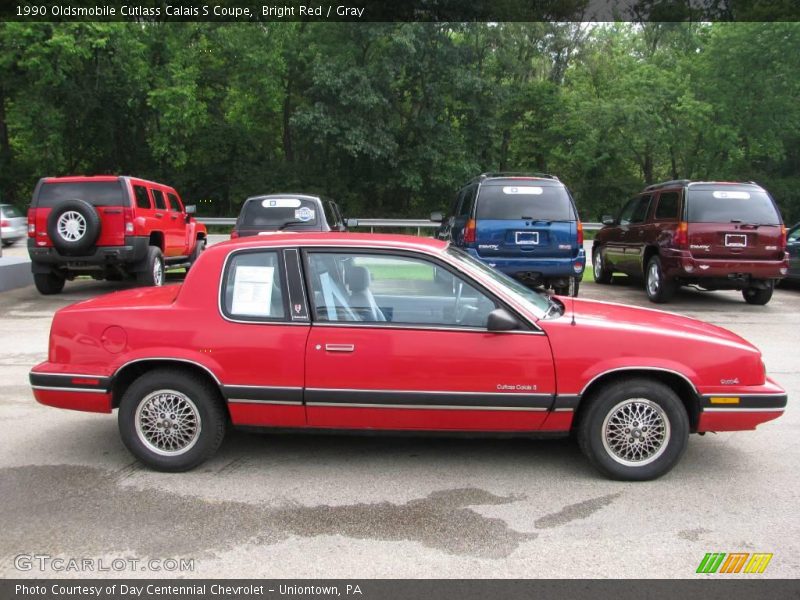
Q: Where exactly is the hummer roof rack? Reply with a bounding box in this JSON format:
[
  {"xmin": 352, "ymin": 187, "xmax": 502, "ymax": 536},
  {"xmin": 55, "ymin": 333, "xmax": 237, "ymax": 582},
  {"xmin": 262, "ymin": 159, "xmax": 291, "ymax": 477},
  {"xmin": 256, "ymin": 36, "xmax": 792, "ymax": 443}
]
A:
[
  {"xmin": 644, "ymin": 179, "xmax": 691, "ymax": 191},
  {"xmin": 477, "ymin": 172, "xmax": 560, "ymax": 182}
]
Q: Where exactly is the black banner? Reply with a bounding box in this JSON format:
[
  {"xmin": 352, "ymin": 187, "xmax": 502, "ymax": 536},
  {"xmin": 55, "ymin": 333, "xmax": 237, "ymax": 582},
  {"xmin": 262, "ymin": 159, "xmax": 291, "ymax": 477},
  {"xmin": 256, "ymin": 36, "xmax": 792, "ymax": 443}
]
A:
[
  {"xmin": 3, "ymin": 0, "xmax": 800, "ymax": 22},
  {"xmin": 3, "ymin": 580, "xmax": 800, "ymax": 600}
]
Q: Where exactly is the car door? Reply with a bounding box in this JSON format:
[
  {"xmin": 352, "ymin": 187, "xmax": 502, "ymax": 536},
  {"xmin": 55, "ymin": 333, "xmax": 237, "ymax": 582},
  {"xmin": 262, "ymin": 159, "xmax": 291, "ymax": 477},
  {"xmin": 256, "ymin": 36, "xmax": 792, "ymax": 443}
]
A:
[
  {"xmin": 302, "ymin": 249, "xmax": 556, "ymax": 431},
  {"xmin": 149, "ymin": 187, "xmax": 171, "ymax": 254},
  {"xmin": 167, "ymin": 191, "xmax": 190, "ymax": 255},
  {"xmin": 604, "ymin": 198, "xmax": 637, "ymax": 270},
  {"xmin": 623, "ymin": 193, "xmax": 654, "ymax": 274},
  {"xmin": 214, "ymin": 247, "xmax": 311, "ymax": 428}
]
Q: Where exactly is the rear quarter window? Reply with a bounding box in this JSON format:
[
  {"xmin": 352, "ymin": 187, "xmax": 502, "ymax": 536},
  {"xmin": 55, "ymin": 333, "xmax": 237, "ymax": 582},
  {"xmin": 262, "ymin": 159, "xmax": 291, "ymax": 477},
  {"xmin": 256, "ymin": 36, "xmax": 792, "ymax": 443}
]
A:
[
  {"xmin": 476, "ymin": 184, "xmax": 575, "ymax": 221},
  {"xmin": 687, "ymin": 188, "xmax": 781, "ymax": 225},
  {"xmin": 36, "ymin": 181, "xmax": 126, "ymax": 208}
]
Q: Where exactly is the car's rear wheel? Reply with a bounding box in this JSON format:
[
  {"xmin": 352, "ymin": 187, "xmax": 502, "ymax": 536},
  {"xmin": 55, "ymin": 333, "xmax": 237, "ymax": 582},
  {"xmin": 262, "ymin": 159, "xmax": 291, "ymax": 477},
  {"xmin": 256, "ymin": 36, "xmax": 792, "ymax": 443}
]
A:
[
  {"xmin": 577, "ymin": 378, "xmax": 689, "ymax": 481},
  {"xmin": 136, "ymin": 246, "xmax": 164, "ymax": 287},
  {"xmin": 33, "ymin": 271, "xmax": 66, "ymax": 295},
  {"xmin": 554, "ymin": 277, "xmax": 580, "ymax": 297},
  {"xmin": 118, "ymin": 369, "xmax": 226, "ymax": 472},
  {"xmin": 645, "ymin": 255, "xmax": 676, "ymax": 303},
  {"xmin": 186, "ymin": 237, "xmax": 206, "ymax": 271},
  {"xmin": 742, "ymin": 281, "xmax": 774, "ymax": 305},
  {"xmin": 593, "ymin": 247, "xmax": 612, "ymax": 284}
]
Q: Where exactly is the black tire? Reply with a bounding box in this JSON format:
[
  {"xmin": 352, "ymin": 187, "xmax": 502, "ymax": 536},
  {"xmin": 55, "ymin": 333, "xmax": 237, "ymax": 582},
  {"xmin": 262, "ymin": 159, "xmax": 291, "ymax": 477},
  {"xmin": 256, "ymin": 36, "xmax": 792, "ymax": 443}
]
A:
[
  {"xmin": 118, "ymin": 369, "xmax": 227, "ymax": 472},
  {"xmin": 645, "ymin": 255, "xmax": 676, "ymax": 303},
  {"xmin": 186, "ymin": 237, "xmax": 206, "ymax": 272},
  {"xmin": 742, "ymin": 281, "xmax": 774, "ymax": 305},
  {"xmin": 592, "ymin": 247, "xmax": 612, "ymax": 284},
  {"xmin": 554, "ymin": 277, "xmax": 580, "ymax": 297},
  {"xmin": 46, "ymin": 199, "xmax": 101, "ymax": 254},
  {"xmin": 33, "ymin": 271, "xmax": 66, "ymax": 295},
  {"xmin": 577, "ymin": 378, "xmax": 689, "ymax": 481},
  {"xmin": 136, "ymin": 246, "xmax": 164, "ymax": 287}
]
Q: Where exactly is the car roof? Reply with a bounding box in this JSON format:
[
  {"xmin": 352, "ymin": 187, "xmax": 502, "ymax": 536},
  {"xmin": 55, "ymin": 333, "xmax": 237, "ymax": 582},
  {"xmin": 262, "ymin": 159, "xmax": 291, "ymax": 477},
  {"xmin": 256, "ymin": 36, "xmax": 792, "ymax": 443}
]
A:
[
  {"xmin": 43, "ymin": 175, "xmax": 121, "ymax": 183},
  {"xmin": 213, "ymin": 232, "xmax": 448, "ymax": 254},
  {"xmin": 645, "ymin": 179, "xmax": 765, "ymax": 191}
]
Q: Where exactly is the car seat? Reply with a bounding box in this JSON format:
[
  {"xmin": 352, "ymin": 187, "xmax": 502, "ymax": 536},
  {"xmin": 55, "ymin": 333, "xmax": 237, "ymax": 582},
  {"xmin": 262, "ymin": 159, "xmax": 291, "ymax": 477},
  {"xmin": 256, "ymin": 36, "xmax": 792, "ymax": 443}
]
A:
[{"xmin": 346, "ymin": 265, "xmax": 386, "ymax": 322}]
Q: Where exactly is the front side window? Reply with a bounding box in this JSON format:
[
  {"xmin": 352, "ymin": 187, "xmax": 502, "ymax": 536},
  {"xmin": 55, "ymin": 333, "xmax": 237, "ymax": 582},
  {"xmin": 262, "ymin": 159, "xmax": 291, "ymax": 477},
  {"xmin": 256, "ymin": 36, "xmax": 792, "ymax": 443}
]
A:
[
  {"xmin": 167, "ymin": 193, "xmax": 182, "ymax": 212},
  {"xmin": 306, "ymin": 252, "xmax": 498, "ymax": 328},
  {"xmin": 221, "ymin": 251, "xmax": 286, "ymax": 321}
]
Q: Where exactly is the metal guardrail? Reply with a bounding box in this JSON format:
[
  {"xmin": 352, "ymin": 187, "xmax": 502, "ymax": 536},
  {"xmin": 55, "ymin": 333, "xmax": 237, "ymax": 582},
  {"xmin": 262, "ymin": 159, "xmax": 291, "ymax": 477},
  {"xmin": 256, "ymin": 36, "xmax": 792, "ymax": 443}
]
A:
[{"xmin": 198, "ymin": 217, "xmax": 603, "ymax": 236}]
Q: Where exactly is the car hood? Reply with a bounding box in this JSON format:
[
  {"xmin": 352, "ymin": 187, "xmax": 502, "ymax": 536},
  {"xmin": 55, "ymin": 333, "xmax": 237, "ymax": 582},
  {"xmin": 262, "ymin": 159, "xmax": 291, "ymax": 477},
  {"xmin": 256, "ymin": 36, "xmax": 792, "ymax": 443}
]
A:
[{"xmin": 560, "ymin": 297, "xmax": 758, "ymax": 353}]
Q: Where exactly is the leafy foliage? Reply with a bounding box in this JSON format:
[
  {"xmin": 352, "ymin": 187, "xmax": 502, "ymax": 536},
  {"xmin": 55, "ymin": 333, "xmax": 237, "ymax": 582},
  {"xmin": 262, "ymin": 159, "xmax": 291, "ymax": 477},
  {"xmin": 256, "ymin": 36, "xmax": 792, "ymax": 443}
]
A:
[{"xmin": 1, "ymin": 22, "xmax": 798, "ymax": 224}]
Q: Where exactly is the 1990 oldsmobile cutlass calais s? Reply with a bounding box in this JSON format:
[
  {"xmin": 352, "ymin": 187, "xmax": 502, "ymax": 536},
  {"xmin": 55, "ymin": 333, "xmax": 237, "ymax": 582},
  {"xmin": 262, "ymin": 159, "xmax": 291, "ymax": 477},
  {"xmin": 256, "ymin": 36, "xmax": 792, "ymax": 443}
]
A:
[{"xmin": 30, "ymin": 233, "xmax": 787, "ymax": 480}]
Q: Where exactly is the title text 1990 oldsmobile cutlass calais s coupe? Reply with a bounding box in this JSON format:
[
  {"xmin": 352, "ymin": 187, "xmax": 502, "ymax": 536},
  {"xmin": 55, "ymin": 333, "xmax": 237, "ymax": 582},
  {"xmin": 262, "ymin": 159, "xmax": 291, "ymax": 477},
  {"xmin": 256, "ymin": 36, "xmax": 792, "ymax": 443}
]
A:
[{"xmin": 30, "ymin": 234, "xmax": 787, "ymax": 480}]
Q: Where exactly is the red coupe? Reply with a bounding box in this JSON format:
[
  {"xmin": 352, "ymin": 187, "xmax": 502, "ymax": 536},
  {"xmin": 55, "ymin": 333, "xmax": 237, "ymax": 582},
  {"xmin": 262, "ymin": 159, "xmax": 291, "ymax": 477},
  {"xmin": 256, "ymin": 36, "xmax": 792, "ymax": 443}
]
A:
[{"xmin": 30, "ymin": 234, "xmax": 787, "ymax": 480}]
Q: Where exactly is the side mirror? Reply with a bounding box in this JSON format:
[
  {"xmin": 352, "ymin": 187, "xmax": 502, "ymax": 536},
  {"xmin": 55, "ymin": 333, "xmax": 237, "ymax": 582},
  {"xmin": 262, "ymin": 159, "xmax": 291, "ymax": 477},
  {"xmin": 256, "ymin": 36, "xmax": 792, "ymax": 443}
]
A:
[
  {"xmin": 185, "ymin": 204, "xmax": 196, "ymax": 215},
  {"xmin": 486, "ymin": 308, "xmax": 520, "ymax": 332},
  {"xmin": 346, "ymin": 218, "xmax": 359, "ymax": 228},
  {"xmin": 430, "ymin": 211, "xmax": 443, "ymax": 223},
  {"xmin": 601, "ymin": 214, "xmax": 614, "ymax": 226}
]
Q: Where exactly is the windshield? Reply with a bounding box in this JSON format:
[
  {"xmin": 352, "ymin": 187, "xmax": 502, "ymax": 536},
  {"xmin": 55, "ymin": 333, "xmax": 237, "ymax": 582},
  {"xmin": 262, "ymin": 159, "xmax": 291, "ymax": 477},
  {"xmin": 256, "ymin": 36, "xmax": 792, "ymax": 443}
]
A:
[
  {"xmin": 476, "ymin": 183, "xmax": 576, "ymax": 221},
  {"xmin": 37, "ymin": 181, "xmax": 126, "ymax": 207},
  {"xmin": 686, "ymin": 187, "xmax": 780, "ymax": 225},
  {"xmin": 446, "ymin": 246, "xmax": 552, "ymax": 315},
  {"xmin": 239, "ymin": 197, "xmax": 322, "ymax": 230}
]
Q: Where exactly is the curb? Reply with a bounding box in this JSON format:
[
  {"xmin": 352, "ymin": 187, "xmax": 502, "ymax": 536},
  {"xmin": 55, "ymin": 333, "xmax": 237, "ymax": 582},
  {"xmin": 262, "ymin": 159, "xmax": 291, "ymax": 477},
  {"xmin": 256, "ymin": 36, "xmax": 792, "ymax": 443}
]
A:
[{"xmin": 0, "ymin": 257, "xmax": 33, "ymax": 292}]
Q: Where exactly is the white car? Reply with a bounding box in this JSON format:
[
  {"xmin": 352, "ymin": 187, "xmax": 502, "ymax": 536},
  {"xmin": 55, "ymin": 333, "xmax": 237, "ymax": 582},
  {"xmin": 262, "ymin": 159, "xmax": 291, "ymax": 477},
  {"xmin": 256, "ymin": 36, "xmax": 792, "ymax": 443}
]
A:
[{"xmin": 0, "ymin": 204, "xmax": 26, "ymax": 247}]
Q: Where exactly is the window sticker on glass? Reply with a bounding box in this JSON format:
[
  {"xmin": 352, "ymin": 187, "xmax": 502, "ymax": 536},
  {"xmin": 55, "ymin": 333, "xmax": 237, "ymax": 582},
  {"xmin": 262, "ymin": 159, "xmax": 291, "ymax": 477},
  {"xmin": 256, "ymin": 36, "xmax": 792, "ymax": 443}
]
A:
[
  {"xmin": 231, "ymin": 266, "xmax": 275, "ymax": 316},
  {"xmin": 295, "ymin": 207, "xmax": 315, "ymax": 222},
  {"xmin": 261, "ymin": 198, "xmax": 302, "ymax": 208},
  {"xmin": 502, "ymin": 186, "xmax": 543, "ymax": 195},
  {"xmin": 712, "ymin": 191, "xmax": 751, "ymax": 200}
]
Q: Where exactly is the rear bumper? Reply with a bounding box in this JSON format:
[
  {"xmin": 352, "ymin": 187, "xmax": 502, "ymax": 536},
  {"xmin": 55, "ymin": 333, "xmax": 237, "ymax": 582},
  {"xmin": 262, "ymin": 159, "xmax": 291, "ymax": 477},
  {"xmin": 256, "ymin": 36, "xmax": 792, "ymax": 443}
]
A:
[
  {"xmin": 30, "ymin": 367, "xmax": 112, "ymax": 414},
  {"xmin": 467, "ymin": 247, "xmax": 586, "ymax": 278},
  {"xmin": 28, "ymin": 236, "xmax": 150, "ymax": 271},
  {"xmin": 662, "ymin": 249, "xmax": 789, "ymax": 280},
  {"xmin": 697, "ymin": 378, "xmax": 786, "ymax": 432},
  {"xmin": 1, "ymin": 224, "xmax": 26, "ymax": 242}
]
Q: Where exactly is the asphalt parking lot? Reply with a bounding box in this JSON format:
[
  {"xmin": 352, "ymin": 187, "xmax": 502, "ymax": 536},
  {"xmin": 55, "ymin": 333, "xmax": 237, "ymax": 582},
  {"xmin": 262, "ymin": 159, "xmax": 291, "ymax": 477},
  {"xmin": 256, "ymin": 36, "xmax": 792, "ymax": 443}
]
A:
[{"xmin": 0, "ymin": 236, "xmax": 798, "ymax": 579}]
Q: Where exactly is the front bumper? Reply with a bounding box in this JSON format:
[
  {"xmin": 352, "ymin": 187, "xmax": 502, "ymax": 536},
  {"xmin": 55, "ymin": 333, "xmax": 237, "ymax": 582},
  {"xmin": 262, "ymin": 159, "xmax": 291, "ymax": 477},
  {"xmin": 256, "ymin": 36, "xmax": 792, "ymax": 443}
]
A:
[
  {"xmin": 467, "ymin": 247, "xmax": 586, "ymax": 279},
  {"xmin": 662, "ymin": 248, "xmax": 789, "ymax": 280},
  {"xmin": 697, "ymin": 378, "xmax": 787, "ymax": 432},
  {"xmin": 28, "ymin": 236, "xmax": 150, "ymax": 272}
]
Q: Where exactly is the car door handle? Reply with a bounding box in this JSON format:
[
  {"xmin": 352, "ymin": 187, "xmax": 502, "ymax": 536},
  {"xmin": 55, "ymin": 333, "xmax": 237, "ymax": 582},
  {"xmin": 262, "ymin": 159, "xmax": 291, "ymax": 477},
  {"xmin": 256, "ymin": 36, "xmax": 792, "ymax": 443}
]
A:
[
  {"xmin": 155, "ymin": 212, "xmax": 164, "ymax": 218},
  {"xmin": 171, "ymin": 215, "xmax": 178, "ymax": 220},
  {"xmin": 324, "ymin": 344, "xmax": 355, "ymax": 353}
]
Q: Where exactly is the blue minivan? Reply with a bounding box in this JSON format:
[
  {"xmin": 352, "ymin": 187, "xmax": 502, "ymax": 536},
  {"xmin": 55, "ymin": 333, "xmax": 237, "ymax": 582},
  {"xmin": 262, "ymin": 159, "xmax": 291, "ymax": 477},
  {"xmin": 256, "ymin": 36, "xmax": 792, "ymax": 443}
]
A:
[{"xmin": 434, "ymin": 173, "xmax": 585, "ymax": 296}]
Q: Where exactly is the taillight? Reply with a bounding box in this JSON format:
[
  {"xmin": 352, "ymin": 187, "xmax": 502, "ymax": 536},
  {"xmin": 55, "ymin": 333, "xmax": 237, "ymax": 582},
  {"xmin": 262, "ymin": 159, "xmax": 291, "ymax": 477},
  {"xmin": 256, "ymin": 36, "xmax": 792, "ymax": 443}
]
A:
[
  {"xmin": 0, "ymin": 219, "xmax": 8, "ymax": 228},
  {"xmin": 780, "ymin": 225, "xmax": 787, "ymax": 250},
  {"xmin": 27, "ymin": 210, "xmax": 35, "ymax": 237},
  {"xmin": 123, "ymin": 208, "xmax": 134, "ymax": 235},
  {"xmin": 577, "ymin": 221, "xmax": 584, "ymax": 245},
  {"xmin": 464, "ymin": 219, "xmax": 476, "ymax": 244},
  {"xmin": 675, "ymin": 221, "xmax": 688, "ymax": 249}
]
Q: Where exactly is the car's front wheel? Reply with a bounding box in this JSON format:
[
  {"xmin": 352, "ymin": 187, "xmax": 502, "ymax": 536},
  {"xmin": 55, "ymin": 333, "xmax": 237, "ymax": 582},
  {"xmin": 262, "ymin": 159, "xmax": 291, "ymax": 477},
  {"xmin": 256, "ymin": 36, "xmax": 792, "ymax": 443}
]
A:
[
  {"xmin": 577, "ymin": 378, "xmax": 689, "ymax": 481},
  {"xmin": 118, "ymin": 369, "xmax": 227, "ymax": 471},
  {"xmin": 593, "ymin": 247, "xmax": 612, "ymax": 284}
]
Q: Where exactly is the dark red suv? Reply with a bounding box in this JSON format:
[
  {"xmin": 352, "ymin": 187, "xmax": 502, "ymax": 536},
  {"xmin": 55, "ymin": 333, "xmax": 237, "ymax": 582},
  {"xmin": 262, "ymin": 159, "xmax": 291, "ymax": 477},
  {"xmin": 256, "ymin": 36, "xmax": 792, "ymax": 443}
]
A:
[
  {"xmin": 593, "ymin": 180, "xmax": 789, "ymax": 304},
  {"xmin": 27, "ymin": 176, "xmax": 207, "ymax": 294}
]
